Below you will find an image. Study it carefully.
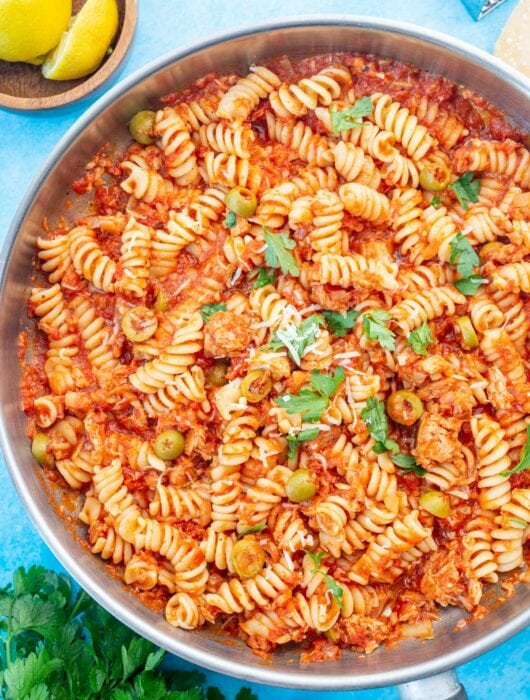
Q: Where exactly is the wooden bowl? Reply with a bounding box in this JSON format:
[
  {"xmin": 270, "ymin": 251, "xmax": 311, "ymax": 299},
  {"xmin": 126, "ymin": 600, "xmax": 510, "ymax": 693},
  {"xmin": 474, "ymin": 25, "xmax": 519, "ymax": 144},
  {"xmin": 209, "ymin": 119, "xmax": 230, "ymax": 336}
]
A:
[{"xmin": 0, "ymin": 0, "xmax": 137, "ymax": 110}]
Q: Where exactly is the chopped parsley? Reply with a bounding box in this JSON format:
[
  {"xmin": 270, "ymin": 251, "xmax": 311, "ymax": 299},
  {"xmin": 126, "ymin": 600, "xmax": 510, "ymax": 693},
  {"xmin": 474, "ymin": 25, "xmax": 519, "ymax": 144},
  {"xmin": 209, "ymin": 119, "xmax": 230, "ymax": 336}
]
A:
[
  {"xmin": 449, "ymin": 232, "xmax": 487, "ymax": 297},
  {"xmin": 361, "ymin": 397, "xmax": 399, "ymax": 454},
  {"xmin": 407, "ymin": 320, "xmax": 434, "ymax": 356},
  {"xmin": 449, "ymin": 172, "xmax": 480, "ymax": 210},
  {"xmin": 224, "ymin": 211, "xmax": 237, "ymax": 228},
  {"xmin": 390, "ymin": 452, "xmax": 427, "ymax": 476},
  {"xmin": 286, "ymin": 427, "xmax": 320, "ymax": 460},
  {"xmin": 263, "ymin": 228, "xmax": 299, "ymax": 277},
  {"xmin": 200, "ymin": 302, "xmax": 227, "ymax": 322},
  {"xmin": 362, "ymin": 309, "xmax": 396, "ymax": 351},
  {"xmin": 252, "ymin": 267, "xmax": 277, "ymax": 289},
  {"xmin": 275, "ymin": 367, "xmax": 345, "ymax": 422},
  {"xmin": 501, "ymin": 426, "xmax": 530, "ymax": 477},
  {"xmin": 330, "ymin": 96, "xmax": 373, "ymax": 133},
  {"xmin": 269, "ymin": 314, "xmax": 325, "ymax": 365},
  {"xmin": 323, "ymin": 309, "xmax": 360, "ymax": 337},
  {"xmin": 454, "ymin": 275, "xmax": 488, "ymax": 296},
  {"xmin": 431, "ymin": 195, "xmax": 441, "ymax": 207},
  {"xmin": 304, "ymin": 550, "xmax": 343, "ymax": 609}
]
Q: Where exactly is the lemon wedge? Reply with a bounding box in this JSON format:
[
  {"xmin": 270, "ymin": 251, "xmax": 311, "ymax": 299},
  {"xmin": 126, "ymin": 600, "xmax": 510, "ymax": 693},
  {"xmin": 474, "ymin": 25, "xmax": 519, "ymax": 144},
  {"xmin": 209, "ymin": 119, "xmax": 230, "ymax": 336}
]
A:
[
  {"xmin": 42, "ymin": 0, "xmax": 119, "ymax": 81},
  {"xmin": 0, "ymin": 0, "xmax": 71, "ymax": 63}
]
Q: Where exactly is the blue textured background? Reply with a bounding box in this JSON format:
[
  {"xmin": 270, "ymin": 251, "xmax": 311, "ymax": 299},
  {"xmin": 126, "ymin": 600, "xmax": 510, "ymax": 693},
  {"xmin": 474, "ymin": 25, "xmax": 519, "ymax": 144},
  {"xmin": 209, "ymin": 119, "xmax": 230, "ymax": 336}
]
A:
[{"xmin": 1, "ymin": 1, "xmax": 529, "ymax": 698}]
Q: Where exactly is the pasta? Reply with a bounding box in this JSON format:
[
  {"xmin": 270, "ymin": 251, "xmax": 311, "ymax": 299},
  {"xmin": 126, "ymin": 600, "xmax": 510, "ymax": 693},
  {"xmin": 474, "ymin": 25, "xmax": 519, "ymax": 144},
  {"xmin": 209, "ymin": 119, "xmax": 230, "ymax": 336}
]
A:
[{"xmin": 22, "ymin": 51, "xmax": 530, "ymax": 661}]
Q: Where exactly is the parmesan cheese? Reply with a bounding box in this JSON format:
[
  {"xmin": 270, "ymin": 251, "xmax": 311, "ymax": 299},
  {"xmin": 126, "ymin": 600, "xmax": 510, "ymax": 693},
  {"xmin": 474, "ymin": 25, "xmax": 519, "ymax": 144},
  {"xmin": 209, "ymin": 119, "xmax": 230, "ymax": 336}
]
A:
[{"xmin": 494, "ymin": 0, "xmax": 530, "ymax": 79}]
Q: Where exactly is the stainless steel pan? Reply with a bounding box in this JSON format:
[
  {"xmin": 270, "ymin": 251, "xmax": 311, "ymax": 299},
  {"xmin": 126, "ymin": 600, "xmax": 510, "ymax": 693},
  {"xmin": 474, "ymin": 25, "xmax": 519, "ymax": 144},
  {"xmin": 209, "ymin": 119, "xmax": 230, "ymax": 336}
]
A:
[{"xmin": 1, "ymin": 17, "xmax": 529, "ymax": 699}]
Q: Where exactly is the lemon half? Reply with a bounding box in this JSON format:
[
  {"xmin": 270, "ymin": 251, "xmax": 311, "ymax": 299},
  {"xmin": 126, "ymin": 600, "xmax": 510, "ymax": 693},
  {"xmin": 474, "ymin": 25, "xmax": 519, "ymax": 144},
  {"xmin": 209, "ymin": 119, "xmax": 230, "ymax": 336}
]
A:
[
  {"xmin": 0, "ymin": 0, "xmax": 71, "ymax": 63},
  {"xmin": 42, "ymin": 0, "xmax": 119, "ymax": 81}
]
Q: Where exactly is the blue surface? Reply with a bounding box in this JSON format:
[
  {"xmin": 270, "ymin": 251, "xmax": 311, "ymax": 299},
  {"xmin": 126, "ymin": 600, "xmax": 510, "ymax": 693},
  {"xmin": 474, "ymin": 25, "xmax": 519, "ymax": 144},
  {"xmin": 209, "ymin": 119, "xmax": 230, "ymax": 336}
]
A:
[{"xmin": 0, "ymin": 1, "xmax": 528, "ymax": 698}]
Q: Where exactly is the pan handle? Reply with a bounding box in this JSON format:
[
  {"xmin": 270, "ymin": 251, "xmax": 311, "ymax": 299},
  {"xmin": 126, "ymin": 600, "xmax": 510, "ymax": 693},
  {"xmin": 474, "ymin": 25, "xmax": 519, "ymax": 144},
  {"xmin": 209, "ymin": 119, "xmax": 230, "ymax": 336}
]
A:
[{"xmin": 397, "ymin": 670, "xmax": 468, "ymax": 700}]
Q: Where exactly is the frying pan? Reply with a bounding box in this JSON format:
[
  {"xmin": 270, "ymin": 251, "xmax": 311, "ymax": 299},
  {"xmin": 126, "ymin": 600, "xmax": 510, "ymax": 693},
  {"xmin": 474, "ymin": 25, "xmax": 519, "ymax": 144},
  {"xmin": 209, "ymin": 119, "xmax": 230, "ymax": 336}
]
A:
[{"xmin": 1, "ymin": 17, "xmax": 529, "ymax": 699}]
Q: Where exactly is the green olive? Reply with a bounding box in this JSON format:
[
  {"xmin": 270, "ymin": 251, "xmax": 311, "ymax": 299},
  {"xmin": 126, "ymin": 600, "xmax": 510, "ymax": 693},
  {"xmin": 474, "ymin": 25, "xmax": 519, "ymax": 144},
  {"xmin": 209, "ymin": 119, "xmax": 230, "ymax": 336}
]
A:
[
  {"xmin": 419, "ymin": 163, "xmax": 451, "ymax": 192},
  {"xmin": 122, "ymin": 307, "xmax": 158, "ymax": 343},
  {"xmin": 479, "ymin": 241, "xmax": 503, "ymax": 260},
  {"xmin": 205, "ymin": 360, "xmax": 229, "ymax": 387},
  {"xmin": 386, "ymin": 390, "xmax": 424, "ymax": 427},
  {"xmin": 129, "ymin": 110, "xmax": 157, "ymax": 145},
  {"xmin": 225, "ymin": 186, "xmax": 258, "ymax": 218},
  {"xmin": 231, "ymin": 538, "xmax": 265, "ymax": 579},
  {"xmin": 240, "ymin": 370, "xmax": 272, "ymax": 403},
  {"xmin": 154, "ymin": 289, "xmax": 169, "ymax": 313},
  {"xmin": 31, "ymin": 432, "xmax": 52, "ymax": 467},
  {"xmin": 456, "ymin": 316, "xmax": 479, "ymax": 349},
  {"xmin": 324, "ymin": 628, "xmax": 338, "ymax": 642},
  {"xmin": 286, "ymin": 469, "xmax": 318, "ymax": 503},
  {"xmin": 420, "ymin": 490, "xmax": 451, "ymax": 518},
  {"xmin": 154, "ymin": 430, "xmax": 185, "ymax": 460}
]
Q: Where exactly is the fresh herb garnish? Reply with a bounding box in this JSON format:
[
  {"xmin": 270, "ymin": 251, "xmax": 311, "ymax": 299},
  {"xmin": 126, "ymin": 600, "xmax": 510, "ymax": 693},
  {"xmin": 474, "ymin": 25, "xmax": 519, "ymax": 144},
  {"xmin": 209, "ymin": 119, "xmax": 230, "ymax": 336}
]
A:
[
  {"xmin": 449, "ymin": 172, "xmax": 480, "ymax": 210},
  {"xmin": 269, "ymin": 314, "xmax": 325, "ymax": 365},
  {"xmin": 431, "ymin": 196, "xmax": 441, "ymax": 207},
  {"xmin": 263, "ymin": 228, "xmax": 299, "ymax": 277},
  {"xmin": 501, "ymin": 426, "xmax": 530, "ymax": 477},
  {"xmin": 0, "ymin": 566, "xmax": 236, "ymax": 700},
  {"xmin": 200, "ymin": 302, "xmax": 227, "ymax": 322},
  {"xmin": 224, "ymin": 211, "xmax": 237, "ymax": 228},
  {"xmin": 238, "ymin": 524, "xmax": 267, "ymax": 537},
  {"xmin": 406, "ymin": 320, "xmax": 434, "ymax": 356},
  {"xmin": 362, "ymin": 309, "xmax": 396, "ymax": 351},
  {"xmin": 330, "ymin": 96, "xmax": 373, "ymax": 133},
  {"xmin": 361, "ymin": 397, "xmax": 399, "ymax": 454},
  {"xmin": 390, "ymin": 452, "xmax": 427, "ymax": 476},
  {"xmin": 323, "ymin": 309, "xmax": 360, "ymax": 337},
  {"xmin": 275, "ymin": 367, "xmax": 345, "ymax": 422},
  {"xmin": 252, "ymin": 267, "xmax": 277, "ymax": 289},
  {"xmin": 304, "ymin": 551, "xmax": 344, "ymax": 609},
  {"xmin": 454, "ymin": 275, "xmax": 488, "ymax": 296},
  {"xmin": 286, "ymin": 427, "xmax": 320, "ymax": 460}
]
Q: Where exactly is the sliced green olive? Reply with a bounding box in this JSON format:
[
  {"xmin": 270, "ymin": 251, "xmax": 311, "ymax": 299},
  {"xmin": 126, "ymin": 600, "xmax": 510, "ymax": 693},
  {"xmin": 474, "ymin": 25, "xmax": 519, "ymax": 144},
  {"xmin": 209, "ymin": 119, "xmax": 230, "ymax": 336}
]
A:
[
  {"xmin": 122, "ymin": 307, "xmax": 158, "ymax": 343},
  {"xmin": 225, "ymin": 186, "xmax": 257, "ymax": 218},
  {"xmin": 240, "ymin": 370, "xmax": 272, "ymax": 403},
  {"xmin": 129, "ymin": 110, "xmax": 157, "ymax": 145},
  {"xmin": 205, "ymin": 359, "xmax": 230, "ymax": 387},
  {"xmin": 231, "ymin": 537, "xmax": 265, "ymax": 579},
  {"xmin": 154, "ymin": 289, "xmax": 169, "ymax": 313},
  {"xmin": 420, "ymin": 490, "xmax": 451, "ymax": 518},
  {"xmin": 386, "ymin": 390, "xmax": 424, "ymax": 426},
  {"xmin": 456, "ymin": 315, "xmax": 479, "ymax": 349},
  {"xmin": 31, "ymin": 432, "xmax": 53, "ymax": 467},
  {"xmin": 479, "ymin": 241, "xmax": 503, "ymax": 260},
  {"xmin": 154, "ymin": 430, "xmax": 185, "ymax": 460},
  {"xmin": 286, "ymin": 469, "xmax": 318, "ymax": 503},
  {"xmin": 419, "ymin": 163, "xmax": 451, "ymax": 192}
]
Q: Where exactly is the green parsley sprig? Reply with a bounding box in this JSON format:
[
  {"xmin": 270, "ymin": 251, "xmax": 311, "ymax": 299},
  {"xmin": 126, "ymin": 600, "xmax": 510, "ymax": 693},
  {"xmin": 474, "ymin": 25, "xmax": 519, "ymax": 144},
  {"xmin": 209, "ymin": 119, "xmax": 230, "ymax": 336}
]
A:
[
  {"xmin": 0, "ymin": 566, "xmax": 254, "ymax": 700},
  {"xmin": 449, "ymin": 232, "xmax": 487, "ymax": 297},
  {"xmin": 501, "ymin": 426, "xmax": 530, "ymax": 477},
  {"xmin": 406, "ymin": 320, "xmax": 434, "ymax": 356},
  {"xmin": 269, "ymin": 314, "xmax": 325, "ymax": 365},
  {"xmin": 285, "ymin": 427, "xmax": 320, "ymax": 460},
  {"xmin": 263, "ymin": 228, "xmax": 299, "ymax": 277},
  {"xmin": 304, "ymin": 551, "xmax": 344, "ymax": 609},
  {"xmin": 449, "ymin": 172, "xmax": 480, "ymax": 210},
  {"xmin": 275, "ymin": 367, "xmax": 345, "ymax": 422},
  {"xmin": 200, "ymin": 302, "xmax": 227, "ymax": 323},
  {"xmin": 251, "ymin": 267, "xmax": 277, "ymax": 289},
  {"xmin": 330, "ymin": 96, "xmax": 373, "ymax": 133},
  {"xmin": 362, "ymin": 310, "xmax": 396, "ymax": 351},
  {"xmin": 323, "ymin": 309, "xmax": 360, "ymax": 338}
]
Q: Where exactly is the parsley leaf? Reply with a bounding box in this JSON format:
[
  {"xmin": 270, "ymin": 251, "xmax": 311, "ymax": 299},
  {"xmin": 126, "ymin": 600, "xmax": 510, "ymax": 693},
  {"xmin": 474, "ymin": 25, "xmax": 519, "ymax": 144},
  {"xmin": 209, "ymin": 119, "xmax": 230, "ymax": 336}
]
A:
[
  {"xmin": 224, "ymin": 211, "xmax": 237, "ymax": 228},
  {"xmin": 501, "ymin": 426, "xmax": 530, "ymax": 477},
  {"xmin": 362, "ymin": 309, "xmax": 396, "ymax": 351},
  {"xmin": 263, "ymin": 228, "xmax": 299, "ymax": 277},
  {"xmin": 303, "ymin": 551, "xmax": 343, "ymax": 609},
  {"xmin": 200, "ymin": 302, "xmax": 227, "ymax": 323},
  {"xmin": 310, "ymin": 366, "xmax": 345, "ymax": 400},
  {"xmin": 323, "ymin": 309, "xmax": 360, "ymax": 337},
  {"xmin": 431, "ymin": 196, "xmax": 441, "ymax": 207},
  {"xmin": 361, "ymin": 397, "xmax": 392, "ymax": 447},
  {"xmin": 454, "ymin": 275, "xmax": 488, "ymax": 296},
  {"xmin": 286, "ymin": 427, "xmax": 320, "ymax": 460},
  {"xmin": 304, "ymin": 550, "xmax": 325, "ymax": 569},
  {"xmin": 449, "ymin": 172, "xmax": 480, "ymax": 210},
  {"xmin": 330, "ymin": 96, "xmax": 373, "ymax": 133},
  {"xmin": 252, "ymin": 267, "xmax": 277, "ymax": 289},
  {"xmin": 449, "ymin": 232, "xmax": 480, "ymax": 278},
  {"xmin": 406, "ymin": 320, "xmax": 434, "ymax": 356},
  {"xmin": 269, "ymin": 314, "xmax": 325, "ymax": 365},
  {"xmin": 238, "ymin": 524, "xmax": 267, "ymax": 537},
  {"xmin": 391, "ymin": 452, "xmax": 427, "ymax": 476},
  {"xmin": 276, "ymin": 390, "xmax": 328, "ymax": 422}
]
